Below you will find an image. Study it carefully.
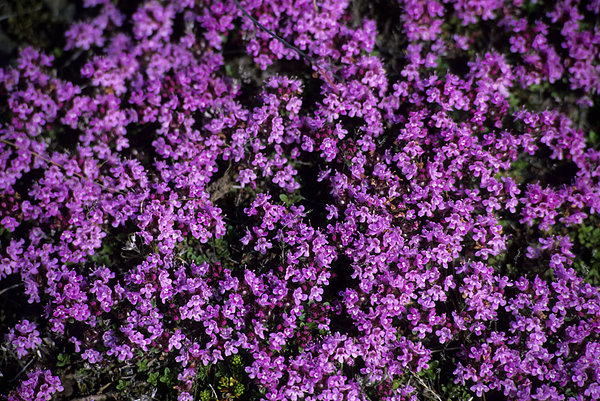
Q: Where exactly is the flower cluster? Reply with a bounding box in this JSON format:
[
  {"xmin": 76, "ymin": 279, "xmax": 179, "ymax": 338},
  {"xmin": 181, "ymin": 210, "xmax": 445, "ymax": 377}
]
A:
[
  {"xmin": 6, "ymin": 319, "xmax": 42, "ymax": 359},
  {"xmin": 7, "ymin": 369, "xmax": 63, "ymax": 401},
  {"xmin": 1, "ymin": 0, "xmax": 600, "ymax": 400}
]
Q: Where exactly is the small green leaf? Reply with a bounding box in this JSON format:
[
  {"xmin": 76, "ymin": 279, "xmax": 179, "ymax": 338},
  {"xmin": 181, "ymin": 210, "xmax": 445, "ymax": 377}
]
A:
[
  {"xmin": 116, "ymin": 379, "xmax": 128, "ymax": 391},
  {"xmin": 233, "ymin": 382, "xmax": 245, "ymax": 396},
  {"xmin": 160, "ymin": 367, "xmax": 172, "ymax": 384},
  {"xmin": 199, "ymin": 389, "xmax": 213, "ymax": 401},
  {"xmin": 197, "ymin": 365, "xmax": 208, "ymax": 381},
  {"xmin": 56, "ymin": 353, "xmax": 70, "ymax": 367},
  {"xmin": 137, "ymin": 359, "xmax": 149, "ymax": 372},
  {"xmin": 147, "ymin": 371, "xmax": 159, "ymax": 386}
]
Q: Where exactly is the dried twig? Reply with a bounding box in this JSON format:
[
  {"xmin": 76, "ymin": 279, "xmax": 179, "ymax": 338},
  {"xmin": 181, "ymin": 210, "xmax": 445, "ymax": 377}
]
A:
[
  {"xmin": 409, "ymin": 370, "xmax": 443, "ymax": 401},
  {"xmin": 232, "ymin": 0, "xmax": 340, "ymax": 86},
  {"xmin": 10, "ymin": 358, "xmax": 35, "ymax": 382},
  {"xmin": 206, "ymin": 162, "xmax": 234, "ymax": 202},
  {"xmin": 208, "ymin": 384, "xmax": 219, "ymax": 400},
  {"xmin": 0, "ymin": 283, "xmax": 23, "ymax": 297}
]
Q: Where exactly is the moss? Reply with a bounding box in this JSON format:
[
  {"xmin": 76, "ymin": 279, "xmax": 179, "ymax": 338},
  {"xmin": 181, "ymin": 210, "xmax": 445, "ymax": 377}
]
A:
[
  {"xmin": 572, "ymin": 219, "xmax": 600, "ymax": 286},
  {"xmin": 1, "ymin": 0, "xmax": 74, "ymax": 52}
]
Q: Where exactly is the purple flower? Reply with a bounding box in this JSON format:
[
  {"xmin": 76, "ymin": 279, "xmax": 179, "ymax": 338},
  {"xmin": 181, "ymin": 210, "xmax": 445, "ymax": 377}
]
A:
[{"xmin": 7, "ymin": 320, "xmax": 42, "ymax": 358}]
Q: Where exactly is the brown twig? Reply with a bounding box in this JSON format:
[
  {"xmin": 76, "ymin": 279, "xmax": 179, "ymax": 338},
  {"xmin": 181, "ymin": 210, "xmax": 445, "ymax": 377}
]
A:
[
  {"xmin": 206, "ymin": 162, "xmax": 234, "ymax": 202},
  {"xmin": 232, "ymin": 0, "xmax": 340, "ymax": 87},
  {"xmin": 409, "ymin": 370, "xmax": 443, "ymax": 401},
  {"xmin": 98, "ymin": 381, "xmax": 113, "ymax": 394}
]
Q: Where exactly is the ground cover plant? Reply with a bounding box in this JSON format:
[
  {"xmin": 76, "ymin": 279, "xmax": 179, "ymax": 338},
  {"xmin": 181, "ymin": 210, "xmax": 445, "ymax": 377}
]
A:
[{"xmin": 1, "ymin": 0, "xmax": 600, "ymax": 400}]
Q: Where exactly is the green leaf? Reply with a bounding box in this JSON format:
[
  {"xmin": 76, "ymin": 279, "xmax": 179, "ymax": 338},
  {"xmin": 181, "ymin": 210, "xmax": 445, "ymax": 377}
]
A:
[
  {"xmin": 197, "ymin": 365, "xmax": 208, "ymax": 381},
  {"xmin": 199, "ymin": 389, "xmax": 213, "ymax": 401},
  {"xmin": 233, "ymin": 382, "xmax": 245, "ymax": 396},
  {"xmin": 116, "ymin": 379, "xmax": 128, "ymax": 391},
  {"xmin": 56, "ymin": 353, "xmax": 70, "ymax": 368},
  {"xmin": 137, "ymin": 359, "xmax": 149, "ymax": 372},
  {"xmin": 147, "ymin": 371, "xmax": 160, "ymax": 386},
  {"xmin": 160, "ymin": 367, "xmax": 172, "ymax": 384}
]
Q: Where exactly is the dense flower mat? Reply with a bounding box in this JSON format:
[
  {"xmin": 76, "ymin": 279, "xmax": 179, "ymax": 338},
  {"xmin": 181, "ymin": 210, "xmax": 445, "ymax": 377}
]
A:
[{"xmin": 1, "ymin": 0, "xmax": 600, "ymax": 400}]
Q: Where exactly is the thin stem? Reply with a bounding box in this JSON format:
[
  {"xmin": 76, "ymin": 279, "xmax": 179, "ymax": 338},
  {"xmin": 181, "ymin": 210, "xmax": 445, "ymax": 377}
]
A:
[
  {"xmin": 409, "ymin": 371, "xmax": 443, "ymax": 401},
  {"xmin": 0, "ymin": 283, "xmax": 23, "ymax": 297},
  {"xmin": 231, "ymin": 0, "xmax": 340, "ymax": 87},
  {"xmin": 208, "ymin": 384, "xmax": 219, "ymax": 400},
  {"xmin": 11, "ymin": 358, "xmax": 35, "ymax": 382},
  {"xmin": 232, "ymin": 0, "xmax": 311, "ymax": 60}
]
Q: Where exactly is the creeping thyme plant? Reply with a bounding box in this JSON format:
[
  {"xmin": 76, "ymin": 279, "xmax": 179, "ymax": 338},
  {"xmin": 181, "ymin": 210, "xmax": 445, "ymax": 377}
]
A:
[{"xmin": 1, "ymin": 0, "xmax": 600, "ymax": 400}]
